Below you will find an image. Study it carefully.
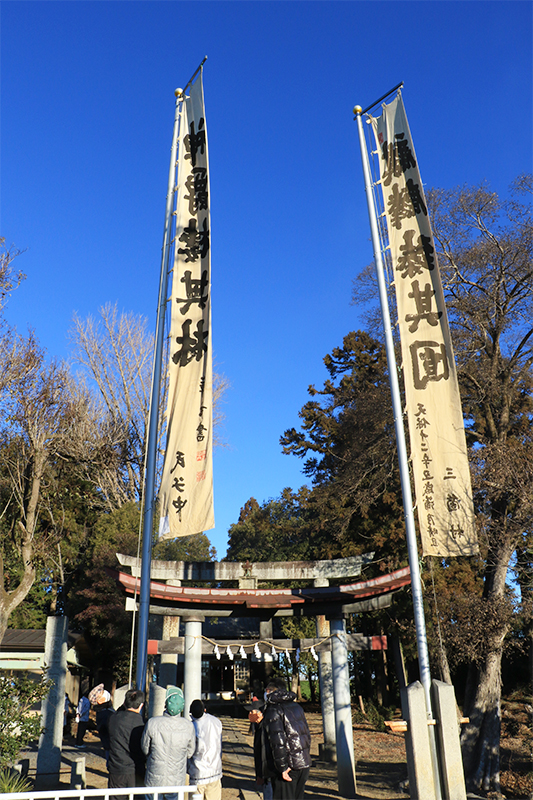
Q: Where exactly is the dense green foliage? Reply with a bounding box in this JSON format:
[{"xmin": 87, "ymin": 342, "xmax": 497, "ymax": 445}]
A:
[
  {"xmin": 225, "ymin": 489, "xmax": 312, "ymax": 563},
  {"xmin": 153, "ymin": 531, "xmax": 217, "ymax": 562},
  {"xmin": 0, "ymin": 673, "xmax": 49, "ymax": 770}
]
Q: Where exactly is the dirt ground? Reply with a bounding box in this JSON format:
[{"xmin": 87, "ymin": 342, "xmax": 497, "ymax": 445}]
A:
[
  {"xmin": 22, "ymin": 713, "xmax": 408, "ymax": 800},
  {"xmin": 18, "ymin": 700, "xmax": 532, "ymax": 800},
  {"xmin": 498, "ymin": 699, "xmax": 533, "ymax": 799}
]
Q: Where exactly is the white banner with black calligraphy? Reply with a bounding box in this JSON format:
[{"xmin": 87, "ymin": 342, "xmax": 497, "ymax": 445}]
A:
[
  {"xmin": 371, "ymin": 93, "xmax": 477, "ymax": 557},
  {"xmin": 159, "ymin": 73, "xmax": 215, "ymax": 539}
]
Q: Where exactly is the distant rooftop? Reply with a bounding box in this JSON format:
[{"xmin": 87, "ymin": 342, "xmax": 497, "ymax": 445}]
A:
[{"xmin": 0, "ymin": 629, "xmax": 47, "ymax": 652}]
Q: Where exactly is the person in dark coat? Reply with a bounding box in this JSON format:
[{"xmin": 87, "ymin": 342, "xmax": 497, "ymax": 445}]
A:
[
  {"xmin": 75, "ymin": 693, "xmax": 91, "ymax": 748},
  {"xmin": 107, "ymin": 689, "xmax": 146, "ymax": 788},
  {"xmin": 250, "ymin": 703, "xmax": 272, "ymax": 800},
  {"xmin": 258, "ymin": 677, "xmax": 312, "ymax": 800},
  {"xmin": 95, "ymin": 691, "xmax": 114, "ymax": 765}
]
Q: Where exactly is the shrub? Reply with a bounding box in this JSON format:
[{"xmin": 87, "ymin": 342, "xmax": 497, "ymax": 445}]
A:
[
  {"xmin": 0, "ymin": 769, "xmax": 32, "ymax": 793},
  {"xmin": 351, "ymin": 698, "xmax": 393, "ymax": 732},
  {"xmin": 0, "ymin": 672, "xmax": 50, "ymax": 771}
]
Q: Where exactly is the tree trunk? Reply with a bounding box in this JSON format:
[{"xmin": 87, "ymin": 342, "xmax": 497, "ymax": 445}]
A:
[
  {"xmin": 308, "ymin": 667, "xmax": 316, "ymax": 703},
  {"xmin": 376, "ymin": 650, "xmax": 389, "ymax": 707},
  {"xmin": 290, "ymin": 669, "xmax": 299, "ymax": 696},
  {"xmin": 0, "ymin": 448, "xmax": 43, "ymax": 644},
  {"xmin": 0, "ymin": 559, "xmax": 36, "ymax": 646},
  {"xmin": 461, "ymin": 646, "xmax": 504, "ymax": 795},
  {"xmin": 460, "ymin": 538, "xmax": 514, "ymax": 796}
]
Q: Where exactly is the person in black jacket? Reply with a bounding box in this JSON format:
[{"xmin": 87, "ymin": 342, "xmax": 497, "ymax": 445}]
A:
[
  {"xmin": 259, "ymin": 677, "xmax": 312, "ymax": 799},
  {"xmin": 95, "ymin": 692, "xmax": 114, "ymax": 766},
  {"xmin": 107, "ymin": 689, "xmax": 146, "ymax": 789}
]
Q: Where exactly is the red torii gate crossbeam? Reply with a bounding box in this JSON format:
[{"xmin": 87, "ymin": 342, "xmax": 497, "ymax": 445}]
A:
[{"xmin": 109, "ymin": 565, "xmax": 411, "ymax": 611}]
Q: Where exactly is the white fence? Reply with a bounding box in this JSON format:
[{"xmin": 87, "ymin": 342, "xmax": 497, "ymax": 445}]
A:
[{"xmin": 0, "ymin": 787, "xmax": 201, "ymax": 800}]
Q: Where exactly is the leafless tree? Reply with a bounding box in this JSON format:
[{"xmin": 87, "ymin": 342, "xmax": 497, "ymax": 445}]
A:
[
  {"xmin": 69, "ymin": 303, "xmax": 228, "ymax": 509},
  {"xmin": 69, "ymin": 304, "xmax": 154, "ymax": 507},
  {"xmin": 428, "ymin": 175, "xmax": 532, "ymax": 795},
  {"xmin": 0, "ymin": 333, "xmax": 90, "ymax": 643},
  {"xmin": 0, "ymin": 238, "xmax": 25, "ymax": 318}
]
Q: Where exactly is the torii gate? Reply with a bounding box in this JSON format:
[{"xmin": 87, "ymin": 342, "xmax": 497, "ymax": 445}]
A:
[{"xmin": 111, "ymin": 553, "xmax": 411, "ymax": 799}]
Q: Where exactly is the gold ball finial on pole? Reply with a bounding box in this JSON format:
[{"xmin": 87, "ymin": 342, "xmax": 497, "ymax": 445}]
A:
[
  {"xmin": 353, "ymin": 105, "xmax": 363, "ymax": 116},
  {"xmin": 175, "ymin": 88, "xmax": 183, "ymax": 98}
]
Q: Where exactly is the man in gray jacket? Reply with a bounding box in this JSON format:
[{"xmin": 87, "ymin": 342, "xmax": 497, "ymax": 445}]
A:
[
  {"xmin": 141, "ymin": 686, "xmax": 195, "ymax": 799},
  {"xmin": 187, "ymin": 699, "xmax": 223, "ymax": 799}
]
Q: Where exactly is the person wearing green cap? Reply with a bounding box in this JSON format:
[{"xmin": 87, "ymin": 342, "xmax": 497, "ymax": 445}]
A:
[{"xmin": 141, "ymin": 686, "xmax": 196, "ymax": 799}]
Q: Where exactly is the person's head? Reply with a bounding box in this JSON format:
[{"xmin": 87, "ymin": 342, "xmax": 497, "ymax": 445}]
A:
[
  {"xmin": 190, "ymin": 699, "xmax": 204, "ymax": 719},
  {"xmin": 124, "ymin": 689, "xmax": 145, "ymax": 711},
  {"xmin": 265, "ymin": 677, "xmax": 287, "ymax": 695},
  {"xmin": 165, "ymin": 686, "xmax": 185, "ymax": 716}
]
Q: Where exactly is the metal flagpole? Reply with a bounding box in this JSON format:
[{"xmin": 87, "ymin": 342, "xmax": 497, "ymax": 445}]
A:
[
  {"xmin": 183, "ymin": 55, "xmax": 207, "ymax": 95},
  {"xmin": 353, "ymin": 100, "xmax": 441, "ymax": 749},
  {"xmin": 135, "ymin": 87, "xmax": 184, "ymax": 692},
  {"xmin": 135, "ymin": 57, "xmax": 208, "ymax": 692},
  {"xmin": 353, "ymin": 102, "xmax": 433, "ymax": 699},
  {"xmin": 359, "ymin": 81, "xmax": 404, "ymax": 116}
]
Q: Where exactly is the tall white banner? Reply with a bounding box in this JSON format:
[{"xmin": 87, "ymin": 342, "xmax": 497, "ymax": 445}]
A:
[
  {"xmin": 371, "ymin": 94, "xmax": 477, "ymax": 557},
  {"xmin": 159, "ymin": 74, "xmax": 214, "ymax": 539}
]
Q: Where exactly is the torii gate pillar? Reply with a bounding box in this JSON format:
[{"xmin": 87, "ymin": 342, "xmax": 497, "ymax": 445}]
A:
[
  {"xmin": 330, "ymin": 616, "xmax": 357, "ymax": 798},
  {"xmin": 316, "ymin": 615, "xmax": 336, "ymax": 761},
  {"xmin": 160, "ymin": 577, "xmax": 182, "ymax": 689},
  {"xmin": 183, "ymin": 615, "xmax": 204, "ymax": 717},
  {"xmin": 160, "ymin": 615, "xmax": 180, "ymax": 688},
  {"xmin": 314, "ymin": 576, "xmax": 336, "ymax": 762}
]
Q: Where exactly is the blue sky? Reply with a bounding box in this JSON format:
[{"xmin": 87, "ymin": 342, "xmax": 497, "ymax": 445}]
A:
[{"xmin": 2, "ymin": 1, "xmax": 532, "ymax": 558}]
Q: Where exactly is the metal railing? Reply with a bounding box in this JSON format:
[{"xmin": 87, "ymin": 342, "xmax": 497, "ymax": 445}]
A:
[{"xmin": 0, "ymin": 787, "xmax": 201, "ymax": 800}]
